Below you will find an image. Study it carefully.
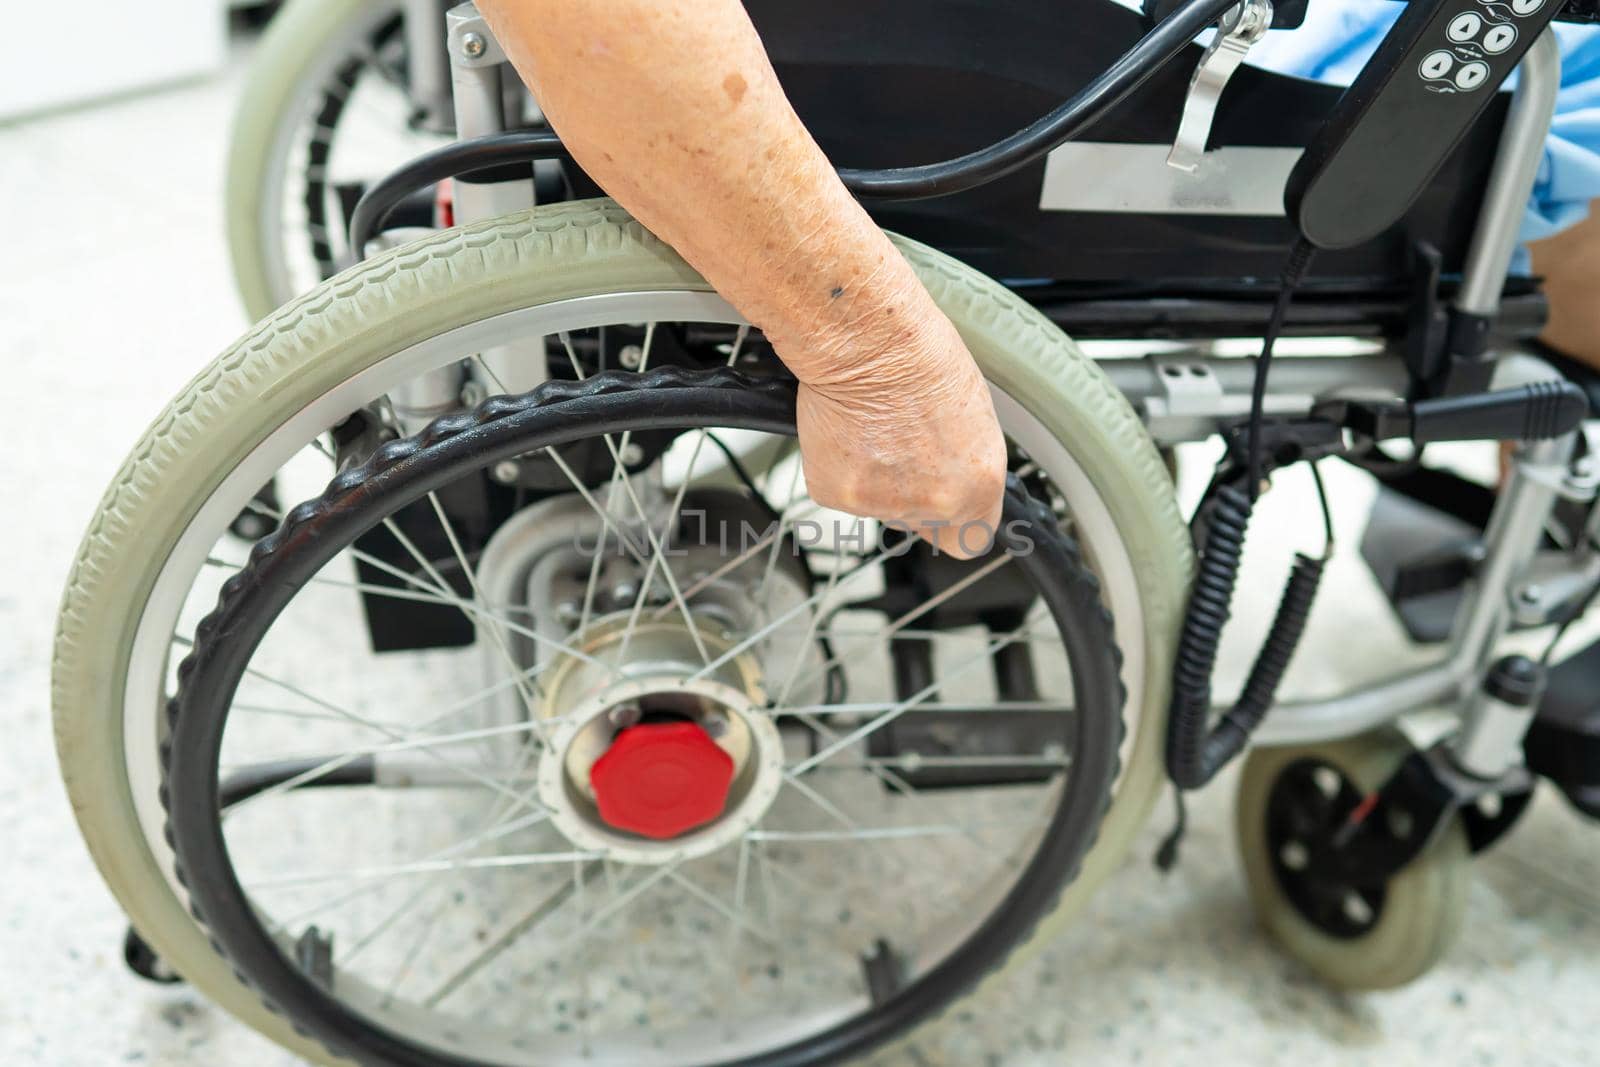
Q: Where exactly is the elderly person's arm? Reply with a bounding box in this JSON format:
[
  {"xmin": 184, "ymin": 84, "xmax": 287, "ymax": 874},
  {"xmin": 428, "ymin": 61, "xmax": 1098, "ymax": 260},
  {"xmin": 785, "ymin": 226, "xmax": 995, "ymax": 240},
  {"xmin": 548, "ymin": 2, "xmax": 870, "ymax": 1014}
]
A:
[{"xmin": 477, "ymin": 0, "xmax": 1006, "ymax": 556}]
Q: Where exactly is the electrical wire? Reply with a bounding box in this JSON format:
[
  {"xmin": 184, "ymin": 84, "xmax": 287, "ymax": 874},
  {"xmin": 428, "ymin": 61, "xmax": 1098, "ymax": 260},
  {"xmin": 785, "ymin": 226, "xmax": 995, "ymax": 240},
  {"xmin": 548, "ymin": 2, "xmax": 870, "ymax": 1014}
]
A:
[
  {"xmin": 1164, "ymin": 239, "xmax": 1325, "ymax": 792},
  {"xmin": 1309, "ymin": 458, "xmax": 1335, "ymax": 558},
  {"xmin": 347, "ymin": 0, "xmax": 1237, "ymax": 253},
  {"xmin": 1246, "ymin": 239, "xmax": 1319, "ymax": 498}
]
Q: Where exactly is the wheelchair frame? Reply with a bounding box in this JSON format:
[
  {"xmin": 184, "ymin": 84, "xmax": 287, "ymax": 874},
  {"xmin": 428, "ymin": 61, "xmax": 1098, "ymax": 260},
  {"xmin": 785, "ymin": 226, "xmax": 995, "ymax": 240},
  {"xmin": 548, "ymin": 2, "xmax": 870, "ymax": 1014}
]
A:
[
  {"xmin": 84, "ymin": 0, "xmax": 1600, "ymax": 1051},
  {"xmin": 404, "ymin": 5, "xmax": 1588, "ymax": 790}
]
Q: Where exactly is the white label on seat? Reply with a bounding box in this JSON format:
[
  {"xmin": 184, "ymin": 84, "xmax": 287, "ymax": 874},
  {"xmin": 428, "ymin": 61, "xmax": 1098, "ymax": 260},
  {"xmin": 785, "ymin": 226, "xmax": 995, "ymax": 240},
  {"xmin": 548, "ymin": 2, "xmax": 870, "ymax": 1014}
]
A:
[{"xmin": 1038, "ymin": 143, "xmax": 1303, "ymax": 216}]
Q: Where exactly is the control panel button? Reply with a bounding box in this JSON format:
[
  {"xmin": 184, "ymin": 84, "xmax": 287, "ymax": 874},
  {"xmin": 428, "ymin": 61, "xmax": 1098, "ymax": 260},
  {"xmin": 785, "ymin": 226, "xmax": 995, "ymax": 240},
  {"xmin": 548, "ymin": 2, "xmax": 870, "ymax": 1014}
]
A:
[
  {"xmin": 1448, "ymin": 12, "xmax": 1483, "ymax": 41},
  {"xmin": 1482, "ymin": 23, "xmax": 1517, "ymax": 52},
  {"xmin": 1455, "ymin": 60, "xmax": 1490, "ymax": 90},
  {"xmin": 1420, "ymin": 50, "xmax": 1456, "ymax": 79},
  {"xmin": 1510, "ymin": 0, "xmax": 1544, "ymax": 13}
]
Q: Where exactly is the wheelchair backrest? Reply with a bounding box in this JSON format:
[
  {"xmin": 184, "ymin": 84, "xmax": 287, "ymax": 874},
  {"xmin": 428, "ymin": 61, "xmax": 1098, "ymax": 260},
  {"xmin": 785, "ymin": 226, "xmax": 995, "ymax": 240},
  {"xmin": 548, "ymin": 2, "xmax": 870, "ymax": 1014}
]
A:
[{"xmin": 747, "ymin": 0, "xmax": 1512, "ymax": 290}]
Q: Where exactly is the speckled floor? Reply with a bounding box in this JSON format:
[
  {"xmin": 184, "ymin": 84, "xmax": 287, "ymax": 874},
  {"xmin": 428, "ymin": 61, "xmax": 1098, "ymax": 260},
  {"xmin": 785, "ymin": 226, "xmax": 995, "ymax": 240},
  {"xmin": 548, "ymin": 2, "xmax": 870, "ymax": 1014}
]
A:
[{"xmin": 3, "ymin": 54, "xmax": 1597, "ymax": 1067}]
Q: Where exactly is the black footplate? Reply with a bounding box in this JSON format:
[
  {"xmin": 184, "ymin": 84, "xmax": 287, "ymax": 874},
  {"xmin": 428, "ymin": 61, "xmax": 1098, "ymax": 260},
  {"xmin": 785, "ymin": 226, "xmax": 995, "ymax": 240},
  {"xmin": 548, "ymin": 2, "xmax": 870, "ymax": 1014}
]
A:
[
  {"xmin": 1357, "ymin": 457, "xmax": 1592, "ymax": 643},
  {"xmin": 1359, "ymin": 474, "xmax": 1487, "ymax": 643},
  {"xmin": 1528, "ymin": 639, "xmax": 1600, "ymax": 819}
]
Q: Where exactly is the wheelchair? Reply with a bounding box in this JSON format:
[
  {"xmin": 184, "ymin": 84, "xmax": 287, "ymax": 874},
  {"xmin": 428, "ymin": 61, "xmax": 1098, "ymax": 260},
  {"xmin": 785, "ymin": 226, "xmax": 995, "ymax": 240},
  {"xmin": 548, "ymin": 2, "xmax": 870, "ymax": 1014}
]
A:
[{"xmin": 53, "ymin": 0, "xmax": 1600, "ymax": 1064}]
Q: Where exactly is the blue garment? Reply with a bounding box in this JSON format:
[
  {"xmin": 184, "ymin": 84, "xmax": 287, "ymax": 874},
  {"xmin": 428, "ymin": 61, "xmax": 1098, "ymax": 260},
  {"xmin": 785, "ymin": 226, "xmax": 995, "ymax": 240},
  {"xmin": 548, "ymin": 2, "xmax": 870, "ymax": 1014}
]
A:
[{"xmin": 1248, "ymin": 1, "xmax": 1600, "ymax": 253}]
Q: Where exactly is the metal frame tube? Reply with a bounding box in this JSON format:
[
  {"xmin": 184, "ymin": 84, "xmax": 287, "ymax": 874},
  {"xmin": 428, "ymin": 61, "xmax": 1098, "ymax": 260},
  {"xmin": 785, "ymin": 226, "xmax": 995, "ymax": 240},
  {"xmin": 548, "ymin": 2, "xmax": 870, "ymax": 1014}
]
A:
[
  {"xmin": 1252, "ymin": 431, "xmax": 1575, "ymax": 746},
  {"xmin": 1245, "ymin": 31, "xmax": 1568, "ymax": 747},
  {"xmin": 444, "ymin": 2, "xmax": 546, "ymax": 395},
  {"xmin": 403, "ymin": 0, "xmax": 455, "ymax": 134},
  {"xmin": 1455, "ymin": 30, "xmax": 1562, "ymax": 316}
]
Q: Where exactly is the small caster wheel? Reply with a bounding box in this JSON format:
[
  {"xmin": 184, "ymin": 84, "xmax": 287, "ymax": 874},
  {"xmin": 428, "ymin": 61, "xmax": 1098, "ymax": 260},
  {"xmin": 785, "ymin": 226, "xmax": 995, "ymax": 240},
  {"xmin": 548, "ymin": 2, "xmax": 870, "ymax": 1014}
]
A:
[
  {"xmin": 1235, "ymin": 730, "xmax": 1470, "ymax": 990},
  {"xmin": 228, "ymin": 480, "xmax": 280, "ymax": 541},
  {"xmin": 123, "ymin": 927, "xmax": 183, "ymax": 984}
]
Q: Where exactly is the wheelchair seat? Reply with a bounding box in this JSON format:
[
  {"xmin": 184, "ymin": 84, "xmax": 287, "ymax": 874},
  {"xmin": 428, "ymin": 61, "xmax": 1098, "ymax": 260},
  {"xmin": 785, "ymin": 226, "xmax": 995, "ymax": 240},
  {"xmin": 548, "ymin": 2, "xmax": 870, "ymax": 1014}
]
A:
[{"xmin": 743, "ymin": 0, "xmax": 1556, "ymax": 339}]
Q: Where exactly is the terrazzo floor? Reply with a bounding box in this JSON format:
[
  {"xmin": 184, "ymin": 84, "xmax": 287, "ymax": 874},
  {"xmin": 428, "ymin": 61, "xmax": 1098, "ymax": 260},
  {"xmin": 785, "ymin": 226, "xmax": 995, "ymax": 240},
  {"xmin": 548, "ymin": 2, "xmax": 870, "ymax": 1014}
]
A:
[{"xmin": 2, "ymin": 46, "xmax": 1597, "ymax": 1067}]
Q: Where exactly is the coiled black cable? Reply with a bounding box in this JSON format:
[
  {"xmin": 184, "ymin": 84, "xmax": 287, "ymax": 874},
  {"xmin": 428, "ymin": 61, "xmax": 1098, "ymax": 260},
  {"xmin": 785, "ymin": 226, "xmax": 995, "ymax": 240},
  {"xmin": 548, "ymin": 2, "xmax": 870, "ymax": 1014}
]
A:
[{"xmin": 1165, "ymin": 239, "xmax": 1326, "ymax": 791}]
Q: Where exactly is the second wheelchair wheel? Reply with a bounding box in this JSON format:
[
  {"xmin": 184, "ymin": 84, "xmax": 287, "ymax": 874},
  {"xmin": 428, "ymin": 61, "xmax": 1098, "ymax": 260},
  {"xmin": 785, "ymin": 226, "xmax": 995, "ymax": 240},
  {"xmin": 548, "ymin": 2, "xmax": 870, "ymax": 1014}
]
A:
[
  {"xmin": 226, "ymin": 0, "xmax": 447, "ymax": 320},
  {"xmin": 1235, "ymin": 730, "xmax": 1472, "ymax": 991}
]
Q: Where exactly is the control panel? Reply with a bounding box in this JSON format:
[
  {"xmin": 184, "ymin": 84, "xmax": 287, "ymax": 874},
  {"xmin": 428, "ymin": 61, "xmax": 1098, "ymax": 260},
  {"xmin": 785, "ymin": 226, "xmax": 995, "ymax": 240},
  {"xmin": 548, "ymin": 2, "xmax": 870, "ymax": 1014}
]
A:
[{"xmin": 1284, "ymin": 0, "xmax": 1564, "ymax": 250}]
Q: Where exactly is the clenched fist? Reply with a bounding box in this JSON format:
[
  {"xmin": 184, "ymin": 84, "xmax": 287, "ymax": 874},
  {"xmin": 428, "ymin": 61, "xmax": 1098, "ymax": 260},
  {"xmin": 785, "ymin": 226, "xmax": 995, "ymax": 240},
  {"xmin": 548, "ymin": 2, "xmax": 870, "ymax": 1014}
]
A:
[{"xmin": 781, "ymin": 299, "xmax": 1007, "ymax": 560}]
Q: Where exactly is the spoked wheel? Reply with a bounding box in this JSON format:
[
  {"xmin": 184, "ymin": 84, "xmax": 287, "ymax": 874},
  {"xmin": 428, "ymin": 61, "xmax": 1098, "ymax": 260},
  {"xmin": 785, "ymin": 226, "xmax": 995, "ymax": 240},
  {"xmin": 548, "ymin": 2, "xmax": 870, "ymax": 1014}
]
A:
[
  {"xmin": 162, "ymin": 366, "xmax": 1125, "ymax": 1065},
  {"xmin": 54, "ymin": 202, "xmax": 1192, "ymax": 1064},
  {"xmin": 227, "ymin": 0, "xmax": 451, "ymax": 319},
  {"xmin": 1235, "ymin": 731, "xmax": 1471, "ymax": 991}
]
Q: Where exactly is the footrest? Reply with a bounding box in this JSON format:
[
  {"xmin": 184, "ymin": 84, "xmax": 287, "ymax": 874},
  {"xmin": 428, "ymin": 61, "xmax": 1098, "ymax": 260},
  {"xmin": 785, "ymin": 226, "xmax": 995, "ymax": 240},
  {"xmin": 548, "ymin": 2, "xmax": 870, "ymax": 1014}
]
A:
[
  {"xmin": 1358, "ymin": 458, "xmax": 1588, "ymax": 643},
  {"xmin": 1528, "ymin": 639, "xmax": 1600, "ymax": 820},
  {"xmin": 1359, "ymin": 481, "xmax": 1484, "ymax": 644}
]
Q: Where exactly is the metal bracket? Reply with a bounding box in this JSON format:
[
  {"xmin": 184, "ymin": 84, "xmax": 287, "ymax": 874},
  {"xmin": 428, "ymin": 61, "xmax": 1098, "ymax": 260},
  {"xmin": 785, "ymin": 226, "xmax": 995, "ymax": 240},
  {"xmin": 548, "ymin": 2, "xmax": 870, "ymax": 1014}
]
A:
[
  {"xmin": 1167, "ymin": 0, "xmax": 1273, "ymax": 173},
  {"xmin": 1515, "ymin": 450, "xmax": 1600, "ymax": 501},
  {"xmin": 1305, "ymin": 743, "xmax": 1532, "ymax": 887},
  {"xmin": 441, "ymin": 1, "xmax": 544, "ymax": 396},
  {"xmin": 1140, "ymin": 353, "xmax": 1310, "ymax": 442},
  {"xmin": 445, "ymin": 3, "xmax": 507, "ymax": 68}
]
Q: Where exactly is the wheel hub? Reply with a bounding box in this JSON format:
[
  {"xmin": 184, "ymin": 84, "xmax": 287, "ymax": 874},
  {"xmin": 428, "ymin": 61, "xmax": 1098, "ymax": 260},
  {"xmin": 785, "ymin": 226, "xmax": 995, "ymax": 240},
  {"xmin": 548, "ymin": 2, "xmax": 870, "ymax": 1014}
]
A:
[
  {"xmin": 536, "ymin": 613, "xmax": 785, "ymax": 864},
  {"xmin": 589, "ymin": 720, "xmax": 735, "ymax": 839},
  {"xmin": 1265, "ymin": 758, "xmax": 1388, "ymax": 938}
]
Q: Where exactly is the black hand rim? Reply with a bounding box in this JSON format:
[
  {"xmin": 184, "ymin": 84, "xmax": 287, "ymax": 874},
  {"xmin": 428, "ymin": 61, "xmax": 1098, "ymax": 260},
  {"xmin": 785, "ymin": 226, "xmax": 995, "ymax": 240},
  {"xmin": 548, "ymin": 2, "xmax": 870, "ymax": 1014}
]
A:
[{"xmin": 162, "ymin": 366, "xmax": 1126, "ymax": 1067}]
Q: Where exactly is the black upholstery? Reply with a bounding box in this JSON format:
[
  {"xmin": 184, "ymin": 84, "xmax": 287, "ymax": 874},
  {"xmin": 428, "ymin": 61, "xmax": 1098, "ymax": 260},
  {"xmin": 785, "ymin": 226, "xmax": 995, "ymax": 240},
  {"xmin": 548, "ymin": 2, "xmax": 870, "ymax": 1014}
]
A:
[{"xmin": 745, "ymin": 0, "xmax": 1523, "ymax": 290}]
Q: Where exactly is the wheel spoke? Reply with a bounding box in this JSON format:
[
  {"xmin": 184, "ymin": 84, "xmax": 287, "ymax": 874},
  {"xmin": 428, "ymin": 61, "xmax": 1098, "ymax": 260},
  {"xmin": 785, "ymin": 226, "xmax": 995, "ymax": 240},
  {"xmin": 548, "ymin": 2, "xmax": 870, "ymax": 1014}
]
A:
[
  {"xmin": 685, "ymin": 546, "xmax": 897, "ymax": 685},
  {"xmin": 221, "ymin": 479, "xmax": 608, "ymax": 673},
  {"xmin": 223, "ymin": 715, "xmax": 557, "ymax": 775},
  {"xmin": 787, "ymin": 621, "xmax": 1038, "ymax": 778},
  {"xmin": 615, "ymin": 325, "xmax": 749, "ymax": 663},
  {"xmin": 421, "ymin": 860, "xmax": 604, "ymax": 1009},
  {"xmin": 770, "ymin": 534, "xmax": 850, "ymax": 709},
  {"xmin": 748, "ymin": 820, "xmax": 1047, "ymax": 844},
  {"xmin": 268, "ymin": 805, "xmax": 554, "ymax": 932},
  {"xmin": 783, "ymin": 553, "xmax": 1012, "ymax": 700},
  {"xmin": 425, "ymin": 491, "xmax": 552, "ymax": 743},
  {"xmin": 252, "ymin": 849, "xmax": 604, "ymax": 892},
  {"xmin": 292, "ymin": 569, "xmax": 617, "ymax": 676},
  {"xmin": 662, "ymin": 866, "xmax": 776, "ymax": 947},
  {"xmin": 767, "ymin": 700, "xmax": 1072, "ymax": 717},
  {"xmin": 646, "ymin": 501, "xmax": 826, "ymax": 621},
  {"xmin": 219, "ymin": 658, "xmax": 558, "ymax": 818},
  {"xmin": 338, "ymin": 881, "xmax": 438, "ymax": 969}
]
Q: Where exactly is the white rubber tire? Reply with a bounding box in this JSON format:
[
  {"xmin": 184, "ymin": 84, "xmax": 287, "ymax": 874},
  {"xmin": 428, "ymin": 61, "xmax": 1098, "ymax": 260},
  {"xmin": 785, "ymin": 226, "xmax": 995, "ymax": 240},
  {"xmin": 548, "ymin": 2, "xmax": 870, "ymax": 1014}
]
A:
[{"xmin": 56, "ymin": 200, "xmax": 1192, "ymax": 1062}]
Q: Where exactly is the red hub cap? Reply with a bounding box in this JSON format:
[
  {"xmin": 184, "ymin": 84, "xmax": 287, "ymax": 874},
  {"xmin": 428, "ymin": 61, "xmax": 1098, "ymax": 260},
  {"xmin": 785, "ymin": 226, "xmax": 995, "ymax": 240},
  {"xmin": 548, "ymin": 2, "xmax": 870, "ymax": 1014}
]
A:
[{"xmin": 589, "ymin": 721, "xmax": 735, "ymax": 839}]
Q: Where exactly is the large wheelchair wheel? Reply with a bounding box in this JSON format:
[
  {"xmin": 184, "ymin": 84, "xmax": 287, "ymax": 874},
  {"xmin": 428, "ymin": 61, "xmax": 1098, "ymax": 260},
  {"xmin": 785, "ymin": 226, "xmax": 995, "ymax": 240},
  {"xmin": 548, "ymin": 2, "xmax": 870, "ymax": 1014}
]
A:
[
  {"xmin": 226, "ymin": 0, "xmax": 444, "ymax": 320},
  {"xmin": 1235, "ymin": 730, "xmax": 1471, "ymax": 991},
  {"xmin": 54, "ymin": 201, "xmax": 1191, "ymax": 1063}
]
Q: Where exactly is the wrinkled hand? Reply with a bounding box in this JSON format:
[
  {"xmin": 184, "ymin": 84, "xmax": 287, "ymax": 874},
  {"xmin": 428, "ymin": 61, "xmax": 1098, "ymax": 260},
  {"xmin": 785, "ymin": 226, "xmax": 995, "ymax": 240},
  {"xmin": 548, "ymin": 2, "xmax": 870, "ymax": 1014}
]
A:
[{"xmin": 790, "ymin": 313, "xmax": 1007, "ymax": 560}]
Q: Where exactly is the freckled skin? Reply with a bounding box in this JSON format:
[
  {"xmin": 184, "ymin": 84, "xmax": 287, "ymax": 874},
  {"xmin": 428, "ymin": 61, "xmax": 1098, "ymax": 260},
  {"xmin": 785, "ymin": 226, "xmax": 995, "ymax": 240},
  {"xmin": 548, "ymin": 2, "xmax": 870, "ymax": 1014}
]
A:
[{"xmin": 477, "ymin": 0, "xmax": 1006, "ymax": 556}]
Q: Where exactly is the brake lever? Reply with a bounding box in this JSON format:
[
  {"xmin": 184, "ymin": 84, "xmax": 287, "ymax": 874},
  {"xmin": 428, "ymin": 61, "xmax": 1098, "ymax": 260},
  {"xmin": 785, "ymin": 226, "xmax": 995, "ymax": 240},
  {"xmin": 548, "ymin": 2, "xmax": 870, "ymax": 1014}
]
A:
[{"xmin": 1167, "ymin": 0, "xmax": 1274, "ymax": 172}]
